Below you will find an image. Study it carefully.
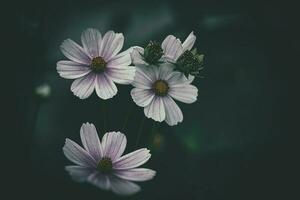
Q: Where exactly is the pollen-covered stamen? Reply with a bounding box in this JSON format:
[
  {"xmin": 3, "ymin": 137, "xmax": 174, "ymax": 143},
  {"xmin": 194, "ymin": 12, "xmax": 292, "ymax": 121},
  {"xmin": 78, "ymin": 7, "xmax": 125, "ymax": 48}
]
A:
[
  {"xmin": 143, "ymin": 41, "xmax": 163, "ymax": 64},
  {"xmin": 152, "ymin": 80, "xmax": 169, "ymax": 96},
  {"xmin": 97, "ymin": 157, "xmax": 113, "ymax": 173},
  {"xmin": 90, "ymin": 56, "xmax": 107, "ymax": 73}
]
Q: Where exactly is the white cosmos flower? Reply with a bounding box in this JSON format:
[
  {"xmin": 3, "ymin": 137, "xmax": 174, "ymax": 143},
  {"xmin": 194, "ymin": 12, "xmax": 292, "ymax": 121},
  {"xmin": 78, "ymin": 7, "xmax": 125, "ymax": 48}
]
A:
[
  {"xmin": 131, "ymin": 31, "xmax": 196, "ymax": 65},
  {"xmin": 130, "ymin": 63, "xmax": 198, "ymax": 126},
  {"xmin": 57, "ymin": 28, "xmax": 136, "ymax": 100},
  {"xmin": 63, "ymin": 123, "xmax": 155, "ymax": 196}
]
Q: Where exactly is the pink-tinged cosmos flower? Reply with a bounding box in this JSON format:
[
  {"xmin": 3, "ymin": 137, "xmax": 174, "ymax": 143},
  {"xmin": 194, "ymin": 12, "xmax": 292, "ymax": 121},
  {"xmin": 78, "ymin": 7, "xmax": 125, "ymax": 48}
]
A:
[
  {"xmin": 63, "ymin": 123, "xmax": 155, "ymax": 195},
  {"xmin": 57, "ymin": 28, "xmax": 135, "ymax": 100},
  {"xmin": 131, "ymin": 31, "xmax": 196, "ymax": 65},
  {"xmin": 131, "ymin": 63, "xmax": 198, "ymax": 126}
]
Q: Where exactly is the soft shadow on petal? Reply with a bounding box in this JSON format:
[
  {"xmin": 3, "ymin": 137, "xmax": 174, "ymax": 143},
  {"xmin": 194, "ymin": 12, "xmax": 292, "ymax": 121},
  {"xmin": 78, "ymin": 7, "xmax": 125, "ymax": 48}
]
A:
[
  {"xmin": 163, "ymin": 96, "xmax": 183, "ymax": 126},
  {"xmin": 144, "ymin": 97, "xmax": 166, "ymax": 122},
  {"xmin": 131, "ymin": 88, "xmax": 155, "ymax": 107},
  {"xmin": 95, "ymin": 74, "xmax": 118, "ymax": 100},
  {"xmin": 113, "ymin": 148, "xmax": 151, "ymax": 170},
  {"xmin": 101, "ymin": 132, "xmax": 127, "ymax": 161},
  {"xmin": 109, "ymin": 175, "xmax": 141, "ymax": 196},
  {"xmin": 65, "ymin": 165, "xmax": 95, "ymax": 182},
  {"xmin": 81, "ymin": 28, "xmax": 102, "ymax": 58},
  {"xmin": 132, "ymin": 65, "xmax": 156, "ymax": 89},
  {"xmin": 161, "ymin": 35, "xmax": 183, "ymax": 61},
  {"xmin": 114, "ymin": 168, "xmax": 156, "ymax": 182},
  {"xmin": 80, "ymin": 123, "xmax": 102, "ymax": 161},
  {"xmin": 56, "ymin": 60, "xmax": 91, "ymax": 79},
  {"xmin": 182, "ymin": 31, "xmax": 196, "ymax": 51},
  {"xmin": 131, "ymin": 47, "xmax": 146, "ymax": 65},
  {"xmin": 88, "ymin": 172, "xmax": 111, "ymax": 190},
  {"xmin": 71, "ymin": 73, "xmax": 96, "ymax": 99},
  {"xmin": 169, "ymin": 84, "xmax": 198, "ymax": 104},
  {"xmin": 166, "ymin": 71, "xmax": 193, "ymax": 85},
  {"xmin": 105, "ymin": 66, "xmax": 136, "ymax": 84},
  {"xmin": 158, "ymin": 63, "xmax": 175, "ymax": 80},
  {"xmin": 100, "ymin": 31, "xmax": 124, "ymax": 61},
  {"xmin": 63, "ymin": 139, "xmax": 97, "ymax": 167},
  {"xmin": 60, "ymin": 39, "xmax": 91, "ymax": 65}
]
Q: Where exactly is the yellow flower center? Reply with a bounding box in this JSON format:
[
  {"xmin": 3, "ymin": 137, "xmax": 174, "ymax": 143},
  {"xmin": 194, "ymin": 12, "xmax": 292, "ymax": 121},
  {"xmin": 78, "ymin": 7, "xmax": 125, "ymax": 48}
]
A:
[
  {"xmin": 153, "ymin": 80, "xmax": 169, "ymax": 96},
  {"xmin": 91, "ymin": 56, "xmax": 106, "ymax": 72}
]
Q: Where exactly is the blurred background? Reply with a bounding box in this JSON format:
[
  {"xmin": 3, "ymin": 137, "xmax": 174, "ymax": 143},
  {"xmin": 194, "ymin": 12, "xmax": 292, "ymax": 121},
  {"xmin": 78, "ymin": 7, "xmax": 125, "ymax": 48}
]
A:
[{"xmin": 10, "ymin": 0, "xmax": 296, "ymax": 199}]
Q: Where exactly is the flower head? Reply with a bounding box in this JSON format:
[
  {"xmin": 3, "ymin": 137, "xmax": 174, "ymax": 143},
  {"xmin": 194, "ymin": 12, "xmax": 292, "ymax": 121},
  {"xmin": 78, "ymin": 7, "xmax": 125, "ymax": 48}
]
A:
[
  {"xmin": 63, "ymin": 123, "xmax": 155, "ymax": 195},
  {"xmin": 131, "ymin": 31, "xmax": 203, "ymax": 78},
  {"xmin": 57, "ymin": 28, "xmax": 136, "ymax": 100},
  {"xmin": 131, "ymin": 63, "xmax": 198, "ymax": 126}
]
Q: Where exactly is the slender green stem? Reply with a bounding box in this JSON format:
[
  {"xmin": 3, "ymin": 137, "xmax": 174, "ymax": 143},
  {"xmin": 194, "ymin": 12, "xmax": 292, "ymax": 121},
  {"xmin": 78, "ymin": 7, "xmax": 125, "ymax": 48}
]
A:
[
  {"xmin": 122, "ymin": 103, "xmax": 133, "ymax": 131},
  {"xmin": 135, "ymin": 117, "xmax": 146, "ymax": 147},
  {"xmin": 101, "ymin": 100, "xmax": 107, "ymax": 132}
]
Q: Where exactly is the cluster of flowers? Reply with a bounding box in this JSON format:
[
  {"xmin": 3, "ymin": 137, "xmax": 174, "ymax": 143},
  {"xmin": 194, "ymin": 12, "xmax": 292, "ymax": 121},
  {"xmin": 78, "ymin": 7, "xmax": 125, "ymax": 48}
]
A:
[{"xmin": 56, "ymin": 28, "xmax": 204, "ymax": 195}]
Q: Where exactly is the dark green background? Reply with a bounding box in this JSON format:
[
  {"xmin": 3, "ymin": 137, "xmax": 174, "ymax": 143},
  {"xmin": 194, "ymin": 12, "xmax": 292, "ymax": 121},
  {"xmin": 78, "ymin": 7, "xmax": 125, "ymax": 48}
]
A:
[{"xmin": 11, "ymin": 0, "xmax": 295, "ymax": 199}]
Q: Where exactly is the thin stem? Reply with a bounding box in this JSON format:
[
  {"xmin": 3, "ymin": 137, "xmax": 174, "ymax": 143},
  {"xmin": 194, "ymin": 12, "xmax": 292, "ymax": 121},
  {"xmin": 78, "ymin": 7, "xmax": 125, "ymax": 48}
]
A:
[
  {"xmin": 101, "ymin": 100, "xmax": 107, "ymax": 132},
  {"xmin": 122, "ymin": 103, "xmax": 133, "ymax": 131},
  {"xmin": 135, "ymin": 117, "xmax": 146, "ymax": 148}
]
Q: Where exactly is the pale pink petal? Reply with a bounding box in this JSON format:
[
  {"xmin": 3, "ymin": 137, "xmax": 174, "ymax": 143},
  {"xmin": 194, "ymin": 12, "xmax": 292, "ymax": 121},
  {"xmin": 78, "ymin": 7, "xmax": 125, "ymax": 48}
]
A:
[
  {"xmin": 131, "ymin": 88, "xmax": 154, "ymax": 107},
  {"xmin": 166, "ymin": 71, "xmax": 193, "ymax": 85},
  {"xmin": 109, "ymin": 176, "xmax": 141, "ymax": 196},
  {"xmin": 144, "ymin": 97, "xmax": 166, "ymax": 122},
  {"xmin": 63, "ymin": 139, "xmax": 97, "ymax": 167},
  {"xmin": 99, "ymin": 31, "xmax": 124, "ymax": 61},
  {"xmin": 169, "ymin": 84, "xmax": 198, "ymax": 103},
  {"xmin": 113, "ymin": 148, "xmax": 151, "ymax": 170},
  {"xmin": 88, "ymin": 172, "xmax": 110, "ymax": 190},
  {"xmin": 158, "ymin": 63, "xmax": 175, "ymax": 80},
  {"xmin": 132, "ymin": 65, "xmax": 156, "ymax": 89},
  {"xmin": 81, "ymin": 28, "xmax": 102, "ymax": 58},
  {"xmin": 161, "ymin": 35, "xmax": 183, "ymax": 62},
  {"xmin": 80, "ymin": 123, "xmax": 102, "ymax": 161},
  {"xmin": 105, "ymin": 66, "xmax": 136, "ymax": 84},
  {"xmin": 65, "ymin": 165, "xmax": 94, "ymax": 182},
  {"xmin": 107, "ymin": 53, "xmax": 131, "ymax": 67},
  {"xmin": 131, "ymin": 46, "xmax": 146, "ymax": 65},
  {"xmin": 182, "ymin": 31, "xmax": 196, "ymax": 51},
  {"xmin": 94, "ymin": 74, "xmax": 118, "ymax": 100},
  {"xmin": 101, "ymin": 132, "xmax": 127, "ymax": 161},
  {"xmin": 114, "ymin": 168, "xmax": 156, "ymax": 182},
  {"xmin": 163, "ymin": 96, "xmax": 183, "ymax": 126},
  {"xmin": 70, "ymin": 73, "xmax": 96, "ymax": 99},
  {"xmin": 56, "ymin": 60, "xmax": 91, "ymax": 79},
  {"xmin": 60, "ymin": 39, "xmax": 91, "ymax": 65}
]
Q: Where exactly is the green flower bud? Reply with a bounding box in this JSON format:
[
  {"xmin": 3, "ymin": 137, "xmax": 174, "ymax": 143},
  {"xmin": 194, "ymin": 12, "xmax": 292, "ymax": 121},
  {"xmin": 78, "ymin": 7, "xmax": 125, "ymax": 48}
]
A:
[{"xmin": 143, "ymin": 41, "xmax": 163, "ymax": 65}]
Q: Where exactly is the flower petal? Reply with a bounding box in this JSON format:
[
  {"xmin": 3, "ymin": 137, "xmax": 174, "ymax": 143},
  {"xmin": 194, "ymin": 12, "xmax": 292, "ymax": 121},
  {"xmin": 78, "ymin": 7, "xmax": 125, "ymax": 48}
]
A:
[
  {"xmin": 131, "ymin": 46, "xmax": 146, "ymax": 65},
  {"xmin": 107, "ymin": 52, "xmax": 131, "ymax": 67},
  {"xmin": 56, "ymin": 60, "xmax": 91, "ymax": 79},
  {"xmin": 63, "ymin": 139, "xmax": 97, "ymax": 167},
  {"xmin": 132, "ymin": 65, "xmax": 156, "ymax": 89},
  {"xmin": 88, "ymin": 172, "xmax": 111, "ymax": 190},
  {"xmin": 80, "ymin": 123, "xmax": 102, "ymax": 161},
  {"xmin": 81, "ymin": 28, "xmax": 102, "ymax": 58},
  {"xmin": 101, "ymin": 132, "xmax": 127, "ymax": 161},
  {"xmin": 95, "ymin": 74, "xmax": 118, "ymax": 100},
  {"xmin": 109, "ymin": 176, "xmax": 141, "ymax": 196},
  {"xmin": 106, "ymin": 65, "xmax": 136, "ymax": 85},
  {"xmin": 144, "ymin": 97, "xmax": 166, "ymax": 122},
  {"xmin": 99, "ymin": 31, "xmax": 124, "ymax": 61},
  {"xmin": 163, "ymin": 96, "xmax": 183, "ymax": 126},
  {"xmin": 65, "ymin": 165, "xmax": 94, "ymax": 182},
  {"xmin": 60, "ymin": 39, "xmax": 91, "ymax": 65},
  {"xmin": 161, "ymin": 35, "xmax": 183, "ymax": 62},
  {"xmin": 113, "ymin": 148, "xmax": 151, "ymax": 170},
  {"xmin": 166, "ymin": 71, "xmax": 193, "ymax": 85},
  {"xmin": 169, "ymin": 84, "xmax": 198, "ymax": 103},
  {"xmin": 114, "ymin": 168, "xmax": 156, "ymax": 182},
  {"xmin": 158, "ymin": 63, "xmax": 175, "ymax": 80},
  {"xmin": 131, "ymin": 88, "xmax": 155, "ymax": 107},
  {"xmin": 70, "ymin": 73, "xmax": 96, "ymax": 99},
  {"xmin": 182, "ymin": 31, "xmax": 196, "ymax": 51}
]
